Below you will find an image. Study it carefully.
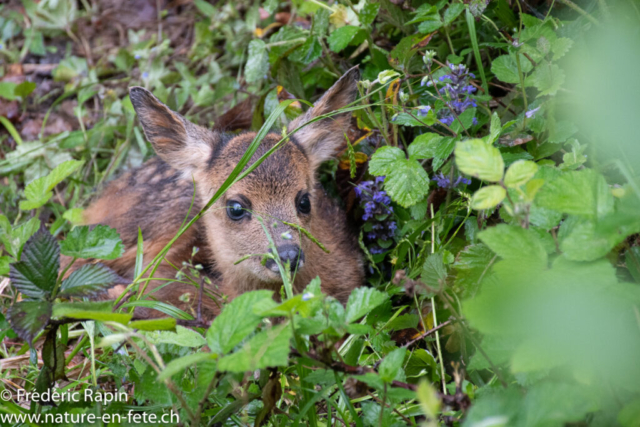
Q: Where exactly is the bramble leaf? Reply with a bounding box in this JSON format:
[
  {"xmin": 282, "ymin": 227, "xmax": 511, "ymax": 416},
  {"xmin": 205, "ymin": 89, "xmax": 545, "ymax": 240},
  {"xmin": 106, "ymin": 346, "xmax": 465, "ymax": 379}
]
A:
[
  {"xmin": 9, "ymin": 228, "xmax": 59, "ymax": 299},
  {"xmin": 59, "ymin": 263, "xmax": 126, "ymax": 298},
  {"xmin": 217, "ymin": 324, "xmax": 292, "ymax": 373},
  {"xmin": 345, "ymin": 287, "xmax": 388, "ymax": 323},
  {"xmin": 206, "ymin": 290, "xmax": 275, "ymax": 355},
  {"xmin": 6, "ymin": 301, "xmax": 52, "ymax": 344}
]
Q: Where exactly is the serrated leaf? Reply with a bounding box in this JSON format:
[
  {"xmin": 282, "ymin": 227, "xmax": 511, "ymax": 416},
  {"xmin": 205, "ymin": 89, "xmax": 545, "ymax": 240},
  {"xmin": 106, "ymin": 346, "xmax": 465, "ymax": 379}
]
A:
[
  {"xmin": 345, "ymin": 287, "xmax": 388, "ymax": 323},
  {"xmin": 530, "ymin": 62, "xmax": 565, "ymax": 96},
  {"xmin": 217, "ymin": 324, "xmax": 292, "ymax": 372},
  {"xmin": 491, "ymin": 54, "xmax": 533, "ymax": 84},
  {"xmin": 471, "ymin": 185, "xmax": 506, "ymax": 210},
  {"xmin": 455, "ymin": 139, "xmax": 504, "ymax": 182},
  {"xmin": 59, "ymin": 263, "xmax": 126, "ymax": 298},
  {"xmin": 327, "ymin": 25, "xmax": 360, "ymax": 52},
  {"xmin": 551, "ymin": 37, "xmax": 573, "ymax": 60},
  {"xmin": 383, "ymin": 159, "xmax": 430, "ymax": 207},
  {"xmin": 379, "ymin": 348, "xmax": 406, "ymax": 382},
  {"xmin": 408, "ymin": 133, "xmax": 442, "ymax": 160},
  {"xmin": 245, "ymin": 39, "xmax": 269, "ymax": 83},
  {"xmin": 369, "ymin": 146, "xmax": 405, "ymax": 176},
  {"xmin": 6, "ymin": 301, "xmax": 52, "ymax": 344},
  {"xmin": 206, "ymin": 290, "xmax": 274, "ymax": 355},
  {"xmin": 479, "ymin": 224, "xmax": 548, "ymax": 268},
  {"xmin": 504, "ymin": 160, "xmax": 538, "ymax": 188},
  {"xmin": 536, "ymin": 169, "xmax": 613, "ymax": 219},
  {"xmin": 9, "ymin": 228, "xmax": 59, "ymax": 299},
  {"xmin": 60, "ymin": 225, "xmax": 124, "ymax": 259}
]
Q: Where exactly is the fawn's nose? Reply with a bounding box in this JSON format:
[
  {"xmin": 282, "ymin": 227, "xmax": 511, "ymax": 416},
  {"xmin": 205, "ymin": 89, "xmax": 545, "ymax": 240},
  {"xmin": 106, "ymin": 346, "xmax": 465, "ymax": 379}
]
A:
[
  {"xmin": 278, "ymin": 244, "xmax": 305, "ymax": 271},
  {"xmin": 266, "ymin": 244, "xmax": 305, "ymax": 273}
]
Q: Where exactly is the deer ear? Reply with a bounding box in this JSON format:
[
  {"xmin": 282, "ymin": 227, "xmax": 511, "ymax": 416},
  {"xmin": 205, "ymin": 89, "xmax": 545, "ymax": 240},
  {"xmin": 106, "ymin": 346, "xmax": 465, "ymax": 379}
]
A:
[
  {"xmin": 288, "ymin": 66, "xmax": 360, "ymax": 169},
  {"xmin": 129, "ymin": 87, "xmax": 218, "ymax": 176}
]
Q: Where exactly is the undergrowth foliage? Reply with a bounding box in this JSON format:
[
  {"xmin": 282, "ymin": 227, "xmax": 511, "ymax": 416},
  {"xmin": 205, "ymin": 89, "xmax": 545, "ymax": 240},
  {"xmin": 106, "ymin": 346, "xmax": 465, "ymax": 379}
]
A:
[{"xmin": 1, "ymin": 0, "xmax": 640, "ymax": 426}]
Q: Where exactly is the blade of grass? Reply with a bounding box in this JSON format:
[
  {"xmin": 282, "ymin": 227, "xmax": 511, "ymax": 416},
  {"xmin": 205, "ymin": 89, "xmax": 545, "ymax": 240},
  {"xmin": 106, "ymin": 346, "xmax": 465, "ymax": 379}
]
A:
[
  {"xmin": 0, "ymin": 116, "xmax": 23, "ymax": 146},
  {"xmin": 466, "ymin": 9, "xmax": 488, "ymax": 93}
]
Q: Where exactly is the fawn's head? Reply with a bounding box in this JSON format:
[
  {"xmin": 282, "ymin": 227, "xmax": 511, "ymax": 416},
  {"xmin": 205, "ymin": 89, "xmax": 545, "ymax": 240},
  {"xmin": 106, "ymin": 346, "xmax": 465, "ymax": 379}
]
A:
[{"xmin": 129, "ymin": 67, "xmax": 359, "ymax": 287}]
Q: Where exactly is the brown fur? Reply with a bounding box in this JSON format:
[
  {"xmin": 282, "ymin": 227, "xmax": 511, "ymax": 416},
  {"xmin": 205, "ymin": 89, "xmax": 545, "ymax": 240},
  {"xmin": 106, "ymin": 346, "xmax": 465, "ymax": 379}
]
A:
[{"xmin": 74, "ymin": 67, "xmax": 364, "ymax": 319}]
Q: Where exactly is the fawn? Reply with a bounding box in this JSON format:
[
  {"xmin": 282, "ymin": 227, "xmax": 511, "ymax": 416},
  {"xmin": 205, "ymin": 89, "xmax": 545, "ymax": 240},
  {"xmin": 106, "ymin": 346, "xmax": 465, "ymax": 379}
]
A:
[{"xmin": 75, "ymin": 68, "xmax": 364, "ymax": 319}]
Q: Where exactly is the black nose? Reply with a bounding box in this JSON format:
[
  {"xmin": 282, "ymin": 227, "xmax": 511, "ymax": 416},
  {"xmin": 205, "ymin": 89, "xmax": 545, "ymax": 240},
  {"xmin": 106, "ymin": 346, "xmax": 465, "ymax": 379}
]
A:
[{"xmin": 277, "ymin": 244, "xmax": 305, "ymax": 271}]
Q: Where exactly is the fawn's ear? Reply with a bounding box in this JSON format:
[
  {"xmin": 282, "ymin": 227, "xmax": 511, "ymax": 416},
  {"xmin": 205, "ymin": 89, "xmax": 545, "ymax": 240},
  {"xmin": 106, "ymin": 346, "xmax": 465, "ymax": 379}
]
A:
[
  {"xmin": 288, "ymin": 66, "xmax": 360, "ymax": 169},
  {"xmin": 129, "ymin": 87, "xmax": 218, "ymax": 176}
]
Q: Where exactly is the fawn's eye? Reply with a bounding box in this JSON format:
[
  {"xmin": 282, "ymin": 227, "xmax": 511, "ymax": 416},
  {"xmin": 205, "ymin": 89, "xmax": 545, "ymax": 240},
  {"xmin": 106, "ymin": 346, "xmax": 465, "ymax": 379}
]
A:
[
  {"xmin": 227, "ymin": 201, "xmax": 247, "ymax": 221},
  {"xmin": 297, "ymin": 194, "xmax": 311, "ymax": 214}
]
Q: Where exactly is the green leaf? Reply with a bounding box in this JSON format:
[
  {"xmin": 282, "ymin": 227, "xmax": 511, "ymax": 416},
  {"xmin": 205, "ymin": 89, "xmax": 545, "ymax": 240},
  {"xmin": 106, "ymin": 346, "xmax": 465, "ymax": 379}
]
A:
[
  {"xmin": 7, "ymin": 301, "xmax": 52, "ymax": 344},
  {"xmin": 9, "ymin": 228, "xmax": 60, "ymax": 299},
  {"xmin": 289, "ymin": 37, "xmax": 322, "ymax": 65},
  {"xmin": 0, "ymin": 256, "xmax": 11, "ymax": 276},
  {"xmin": 20, "ymin": 160, "xmax": 84, "ymax": 210},
  {"xmin": 0, "ymin": 216, "xmax": 40, "ymax": 259},
  {"xmin": 392, "ymin": 111, "xmax": 435, "ymax": 127},
  {"xmin": 478, "ymin": 224, "xmax": 547, "ymax": 268},
  {"xmin": 618, "ymin": 398, "xmax": 640, "ymax": 427},
  {"xmin": 60, "ymin": 225, "xmax": 124, "ymax": 260},
  {"xmin": 408, "ymin": 133, "xmax": 442, "ymax": 160},
  {"xmin": 536, "ymin": 169, "xmax": 614, "ymax": 219},
  {"xmin": 455, "ymin": 139, "xmax": 504, "ymax": 182},
  {"xmin": 454, "ymin": 244, "xmax": 496, "ymax": 295},
  {"xmin": 485, "ymin": 112, "xmax": 502, "ymax": 145},
  {"xmin": 52, "ymin": 301, "xmax": 132, "ymax": 324},
  {"xmin": 327, "ymin": 25, "xmax": 360, "ymax": 52},
  {"xmin": 14, "ymin": 81, "xmax": 36, "ymax": 99},
  {"xmin": 122, "ymin": 300, "xmax": 194, "ymax": 320},
  {"xmin": 491, "ymin": 54, "xmax": 533, "ymax": 84},
  {"xmin": 59, "ymin": 263, "xmax": 125, "ymax": 298},
  {"xmin": 504, "ymin": 160, "xmax": 538, "ymax": 188},
  {"xmin": 379, "ymin": 348, "xmax": 406, "ymax": 382},
  {"xmin": 157, "ymin": 353, "xmax": 214, "ymax": 381},
  {"xmin": 529, "ymin": 62, "xmax": 565, "ymax": 96},
  {"xmin": 626, "ymin": 247, "xmax": 640, "ymax": 283},
  {"xmin": 383, "ymin": 159, "xmax": 430, "ymax": 207},
  {"xmin": 245, "ymin": 39, "xmax": 269, "ymax": 83},
  {"xmin": 422, "ymin": 253, "xmax": 447, "ymax": 287},
  {"xmin": 206, "ymin": 290, "xmax": 274, "ymax": 355},
  {"xmin": 559, "ymin": 216, "xmax": 623, "ymax": 262},
  {"xmin": 217, "ymin": 324, "xmax": 292, "ymax": 373},
  {"xmin": 345, "ymin": 287, "xmax": 388, "ymax": 323},
  {"xmin": 0, "ymin": 82, "xmax": 18, "ymax": 101},
  {"xmin": 360, "ymin": 3, "xmax": 380, "ymax": 26},
  {"xmin": 443, "ymin": 2, "xmax": 465, "ymax": 25},
  {"xmin": 471, "ymin": 185, "xmax": 506, "ymax": 210},
  {"xmin": 369, "ymin": 146, "xmax": 405, "ymax": 175}
]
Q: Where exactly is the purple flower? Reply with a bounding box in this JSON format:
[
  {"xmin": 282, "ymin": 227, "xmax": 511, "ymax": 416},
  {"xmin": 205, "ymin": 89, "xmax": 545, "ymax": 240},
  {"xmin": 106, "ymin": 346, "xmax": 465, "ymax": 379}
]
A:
[
  {"xmin": 355, "ymin": 177, "xmax": 397, "ymax": 255},
  {"xmin": 525, "ymin": 106, "xmax": 541, "ymax": 119},
  {"xmin": 430, "ymin": 63, "xmax": 478, "ymax": 128},
  {"xmin": 142, "ymin": 71, "xmax": 149, "ymax": 79},
  {"xmin": 432, "ymin": 172, "xmax": 471, "ymax": 189}
]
